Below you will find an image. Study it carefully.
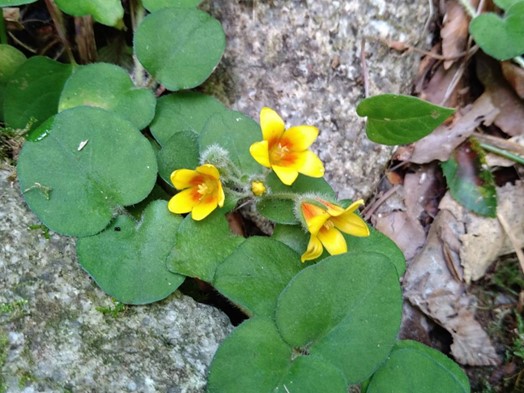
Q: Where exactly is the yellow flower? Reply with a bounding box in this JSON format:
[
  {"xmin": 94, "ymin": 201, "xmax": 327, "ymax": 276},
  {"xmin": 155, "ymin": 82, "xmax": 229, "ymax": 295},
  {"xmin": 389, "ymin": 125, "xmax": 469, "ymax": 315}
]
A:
[
  {"xmin": 300, "ymin": 199, "xmax": 370, "ymax": 262},
  {"xmin": 249, "ymin": 107, "xmax": 324, "ymax": 186},
  {"xmin": 168, "ymin": 164, "xmax": 225, "ymax": 221},
  {"xmin": 251, "ymin": 180, "xmax": 266, "ymax": 196}
]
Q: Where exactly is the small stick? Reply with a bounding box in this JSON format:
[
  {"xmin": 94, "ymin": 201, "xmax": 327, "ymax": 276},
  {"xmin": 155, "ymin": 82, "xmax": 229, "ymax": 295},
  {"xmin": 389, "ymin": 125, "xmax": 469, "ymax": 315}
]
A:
[
  {"xmin": 360, "ymin": 38, "xmax": 369, "ymax": 98},
  {"xmin": 497, "ymin": 212, "xmax": 524, "ymax": 274}
]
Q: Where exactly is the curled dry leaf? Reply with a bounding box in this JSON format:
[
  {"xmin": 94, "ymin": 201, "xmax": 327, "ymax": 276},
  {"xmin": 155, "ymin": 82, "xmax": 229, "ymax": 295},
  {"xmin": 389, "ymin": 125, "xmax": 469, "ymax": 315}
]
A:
[
  {"xmin": 441, "ymin": 0, "xmax": 470, "ymax": 70},
  {"xmin": 405, "ymin": 93, "xmax": 499, "ymax": 164},
  {"xmin": 501, "ymin": 61, "xmax": 524, "ymax": 99},
  {"xmin": 404, "ymin": 197, "xmax": 501, "ymax": 366},
  {"xmin": 440, "ymin": 181, "xmax": 524, "ymax": 282}
]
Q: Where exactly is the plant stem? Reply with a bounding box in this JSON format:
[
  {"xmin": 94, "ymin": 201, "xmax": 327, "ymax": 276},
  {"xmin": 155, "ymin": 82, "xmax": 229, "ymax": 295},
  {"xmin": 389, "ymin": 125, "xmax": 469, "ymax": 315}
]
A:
[
  {"xmin": 44, "ymin": 0, "xmax": 76, "ymax": 64},
  {"xmin": 458, "ymin": 0, "xmax": 476, "ymax": 18},
  {"xmin": 0, "ymin": 12, "xmax": 7, "ymax": 45},
  {"xmin": 479, "ymin": 142, "xmax": 524, "ymax": 165},
  {"xmin": 513, "ymin": 56, "xmax": 524, "ymax": 69},
  {"xmin": 130, "ymin": 0, "xmax": 147, "ymax": 86}
]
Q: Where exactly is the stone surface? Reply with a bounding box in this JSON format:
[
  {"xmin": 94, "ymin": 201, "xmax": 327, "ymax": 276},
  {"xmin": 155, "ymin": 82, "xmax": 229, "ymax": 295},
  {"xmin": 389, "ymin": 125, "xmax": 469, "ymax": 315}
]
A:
[
  {"xmin": 0, "ymin": 166, "xmax": 233, "ymax": 393},
  {"xmin": 203, "ymin": 0, "xmax": 429, "ymax": 199}
]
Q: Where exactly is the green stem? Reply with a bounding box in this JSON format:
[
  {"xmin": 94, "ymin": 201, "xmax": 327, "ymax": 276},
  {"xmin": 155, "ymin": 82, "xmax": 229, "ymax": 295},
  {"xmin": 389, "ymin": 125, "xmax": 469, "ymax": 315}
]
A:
[
  {"xmin": 480, "ymin": 142, "xmax": 524, "ymax": 165},
  {"xmin": 262, "ymin": 192, "xmax": 299, "ymax": 201},
  {"xmin": 0, "ymin": 12, "xmax": 7, "ymax": 45},
  {"xmin": 458, "ymin": 0, "xmax": 476, "ymax": 17},
  {"xmin": 130, "ymin": 0, "xmax": 147, "ymax": 86}
]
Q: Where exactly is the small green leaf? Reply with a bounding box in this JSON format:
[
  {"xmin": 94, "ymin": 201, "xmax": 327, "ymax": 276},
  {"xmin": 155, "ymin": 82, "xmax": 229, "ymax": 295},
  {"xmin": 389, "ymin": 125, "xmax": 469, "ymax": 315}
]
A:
[
  {"xmin": 0, "ymin": 0, "xmax": 37, "ymax": 5},
  {"xmin": 4, "ymin": 56, "xmax": 73, "ymax": 131},
  {"xmin": 134, "ymin": 8, "xmax": 225, "ymax": 91},
  {"xmin": 54, "ymin": 0, "xmax": 124, "ymax": 27},
  {"xmin": 59, "ymin": 63, "xmax": 156, "ymax": 130},
  {"xmin": 166, "ymin": 209, "xmax": 245, "ymax": 281},
  {"xmin": 257, "ymin": 172, "xmax": 336, "ymax": 224},
  {"xmin": 276, "ymin": 252, "xmax": 402, "ymax": 383},
  {"xmin": 0, "ymin": 44, "xmax": 26, "ymax": 121},
  {"xmin": 142, "ymin": 0, "xmax": 201, "ymax": 12},
  {"xmin": 77, "ymin": 201, "xmax": 185, "ymax": 305},
  {"xmin": 157, "ymin": 130, "xmax": 200, "ymax": 184},
  {"xmin": 150, "ymin": 91, "xmax": 227, "ymax": 146},
  {"xmin": 441, "ymin": 139, "xmax": 497, "ymax": 217},
  {"xmin": 17, "ymin": 107, "xmax": 157, "ymax": 237},
  {"xmin": 271, "ymin": 224, "xmax": 309, "ymax": 256},
  {"xmin": 207, "ymin": 317, "xmax": 348, "ymax": 393},
  {"xmin": 214, "ymin": 237, "xmax": 303, "ymax": 317},
  {"xmin": 365, "ymin": 340, "xmax": 470, "ymax": 393},
  {"xmin": 470, "ymin": 2, "xmax": 524, "ymax": 60},
  {"xmin": 494, "ymin": 0, "xmax": 524, "ymax": 10},
  {"xmin": 356, "ymin": 94, "xmax": 455, "ymax": 145},
  {"xmin": 199, "ymin": 109, "xmax": 263, "ymax": 176}
]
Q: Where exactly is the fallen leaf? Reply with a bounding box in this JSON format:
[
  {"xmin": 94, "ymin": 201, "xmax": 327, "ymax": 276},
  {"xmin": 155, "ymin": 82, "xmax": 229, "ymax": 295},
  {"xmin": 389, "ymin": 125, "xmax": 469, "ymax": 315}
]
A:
[
  {"xmin": 501, "ymin": 61, "xmax": 524, "ymax": 99},
  {"xmin": 406, "ymin": 93, "xmax": 499, "ymax": 164},
  {"xmin": 404, "ymin": 199, "xmax": 502, "ymax": 366},
  {"xmin": 441, "ymin": 0, "xmax": 471, "ymax": 70}
]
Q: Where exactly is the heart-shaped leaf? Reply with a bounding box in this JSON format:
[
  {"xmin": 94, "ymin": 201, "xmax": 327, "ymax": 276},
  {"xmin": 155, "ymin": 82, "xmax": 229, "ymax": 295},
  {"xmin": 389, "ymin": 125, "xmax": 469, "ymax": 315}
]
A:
[
  {"xmin": 4, "ymin": 56, "xmax": 73, "ymax": 131},
  {"xmin": 166, "ymin": 209, "xmax": 245, "ymax": 281},
  {"xmin": 77, "ymin": 200, "xmax": 185, "ymax": 304},
  {"xmin": 157, "ymin": 130, "xmax": 200, "ymax": 184},
  {"xmin": 207, "ymin": 317, "xmax": 348, "ymax": 393},
  {"xmin": 59, "ymin": 63, "xmax": 156, "ymax": 130},
  {"xmin": 134, "ymin": 8, "xmax": 225, "ymax": 91},
  {"xmin": 276, "ymin": 252, "xmax": 402, "ymax": 383},
  {"xmin": 0, "ymin": 44, "xmax": 26, "ymax": 121},
  {"xmin": 199, "ymin": 109, "xmax": 263, "ymax": 176},
  {"xmin": 494, "ymin": 0, "xmax": 523, "ymax": 10},
  {"xmin": 364, "ymin": 340, "xmax": 470, "ymax": 393},
  {"xmin": 356, "ymin": 94, "xmax": 455, "ymax": 145},
  {"xmin": 441, "ymin": 139, "xmax": 497, "ymax": 217},
  {"xmin": 142, "ymin": 0, "xmax": 201, "ymax": 12},
  {"xmin": 150, "ymin": 91, "xmax": 227, "ymax": 146},
  {"xmin": 54, "ymin": 0, "xmax": 124, "ymax": 27},
  {"xmin": 470, "ymin": 2, "xmax": 524, "ymax": 60},
  {"xmin": 0, "ymin": 0, "xmax": 37, "ymax": 5},
  {"xmin": 17, "ymin": 106, "xmax": 157, "ymax": 237},
  {"xmin": 257, "ymin": 172, "xmax": 336, "ymax": 224},
  {"xmin": 213, "ymin": 237, "xmax": 304, "ymax": 317}
]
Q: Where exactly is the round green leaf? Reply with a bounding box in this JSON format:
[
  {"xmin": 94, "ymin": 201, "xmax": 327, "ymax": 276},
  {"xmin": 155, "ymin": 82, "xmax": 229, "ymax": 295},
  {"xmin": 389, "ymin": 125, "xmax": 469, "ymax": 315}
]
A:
[
  {"xmin": 276, "ymin": 252, "xmax": 402, "ymax": 383},
  {"xmin": 157, "ymin": 130, "xmax": 200, "ymax": 184},
  {"xmin": 142, "ymin": 0, "xmax": 201, "ymax": 12},
  {"xmin": 271, "ymin": 224, "xmax": 309, "ymax": 256},
  {"xmin": 494, "ymin": 0, "xmax": 523, "ymax": 10},
  {"xmin": 4, "ymin": 56, "xmax": 73, "ymax": 131},
  {"xmin": 258, "ymin": 172, "xmax": 336, "ymax": 224},
  {"xmin": 17, "ymin": 106, "xmax": 157, "ymax": 237},
  {"xmin": 0, "ymin": 0, "xmax": 37, "ymax": 5},
  {"xmin": 214, "ymin": 237, "xmax": 304, "ymax": 317},
  {"xmin": 199, "ymin": 109, "xmax": 263, "ymax": 176},
  {"xmin": 59, "ymin": 63, "xmax": 156, "ymax": 130},
  {"xmin": 470, "ymin": 2, "xmax": 524, "ymax": 60},
  {"xmin": 0, "ymin": 44, "xmax": 26, "ymax": 122},
  {"xmin": 365, "ymin": 340, "xmax": 470, "ymax": 393},
  {"xmin": 134, "ymin": 8, "xmax": 225, "ymax": 91},
  {"xmin": 54, "ymin": 0, "xmax": 124, "ymax": 27},
  {"xmin": 150, "ymin": 92, "xmax": 227, "ymax": 146},
  {"xmin": 166, "ymin": 210, "xmax": 245, "ymax": 282},
  {"xmin": 356, "ymin": 94, "xmax": 455, "ymax": 145},
  {"xmin": 77, "ymin": 201, "xmax": 185, "ymax": 305},
  {"xmin": 207, "ymin": 317, "xmax": 348, "ymax": 393}
]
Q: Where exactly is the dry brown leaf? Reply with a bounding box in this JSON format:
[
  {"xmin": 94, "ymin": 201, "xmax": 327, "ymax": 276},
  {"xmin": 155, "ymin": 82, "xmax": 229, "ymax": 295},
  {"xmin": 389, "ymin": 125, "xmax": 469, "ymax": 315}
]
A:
[
  {"xmin": 418, "ymin": 61, "xmax": 464, "ymax": 107},
  {"xmin": 441, "ymin": 1, "xmax": 470, "ymax": 70},
  {"xmin": 501, "ymin": 61, "xmax": 524, "ymax": 99},
  {"xmin": 404, "ymin": 205, "xmax": 501, "ymax": 366},
  {"xmin": 406, "ymin": 93, "xmax": 499, "ymax": 164},
  {"xmin": 440, "ymin": 181, "xmax": 524, "ymax": 282}
]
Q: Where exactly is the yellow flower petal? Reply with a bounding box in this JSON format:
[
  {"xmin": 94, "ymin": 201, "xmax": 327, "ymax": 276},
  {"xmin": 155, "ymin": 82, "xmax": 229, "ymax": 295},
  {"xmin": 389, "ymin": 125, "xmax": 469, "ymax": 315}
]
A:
[
  {"xmin": 168, "ymin": 188, "xmax": 199, "ymax": 214},
  {"xmin": 296, "ymin": 150, "xmax": 324, "ymax": 178},
  {"xmin": 272, "ymin": 165, "xmax": 299, "ymax": 186},
  {"xmin": 301, "ymin": 235, "xmax": 324, "ymax": 262},
  {"xmin": 283, "ymin": 125, "xmax": 319, "ymax": 151},
  {"xmin": 249, "ymin": 140, "xmax": 271, "ymax": 168},
  {"xmin": 192, "ymin": 198, "xmax": 218, "ymax": 221},
  {"xmin": 306, "ymin": 212, "xmax": 330, "ymax": 235},
  {"xmin": 317, "ymin": 226, "xmax": 347, "ymax": 255},
  {"xmin": 260, "ymin": 107, "xmax": 285, "ymax": 142},
  {"xmin": 171, "ymin": 169, "xmax": 200, "ymax": 190},
  {"xmin": 331, "ymin": 213, "xmax": 370, "ymax": 237},
  {"xmin": 217, "ymin": 181, "xmax": 225, "ymax": 207},
  {"xmin": 196, "ymin": 163, "xmax": 220, "ymax": 179}
]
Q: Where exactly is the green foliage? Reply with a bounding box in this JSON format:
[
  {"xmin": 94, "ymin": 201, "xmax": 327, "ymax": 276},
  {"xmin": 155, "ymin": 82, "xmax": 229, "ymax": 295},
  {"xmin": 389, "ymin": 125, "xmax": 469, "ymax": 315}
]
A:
[
  {"xmin": 134, "ymin": 7, "xmax": 226, "ymax": 91},
  {"xmin": 0, "ymin": 45, "xmax": 26, "ymax": 121},
  {"xmin": 0, "ymin": 0, "xmax": 36, "ymax": 5},
  {"xmin": 470, "ymin": 1, "xmax": 524, "ymax": 60},
  {"xmin": 356, "ymin": 94, "xmax": 455, "ymax": 145},
  {"xmin": 77, "ymin": 201, "xmax": 185, "ymax": 304},
  {"xmin": 54, "ymin": 0, "xmax": 124, "ymax": 27},
  {"xmin": 142, "ymin": 0, "xmax": 202, "ymax": 12}
]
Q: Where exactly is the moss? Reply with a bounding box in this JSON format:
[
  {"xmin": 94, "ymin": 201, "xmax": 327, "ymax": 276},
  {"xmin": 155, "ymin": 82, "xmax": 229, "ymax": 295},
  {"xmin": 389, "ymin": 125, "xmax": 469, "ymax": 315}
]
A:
[{"xmin": 0, "ymin": 331, "xmax": 8, "ymax": 393}]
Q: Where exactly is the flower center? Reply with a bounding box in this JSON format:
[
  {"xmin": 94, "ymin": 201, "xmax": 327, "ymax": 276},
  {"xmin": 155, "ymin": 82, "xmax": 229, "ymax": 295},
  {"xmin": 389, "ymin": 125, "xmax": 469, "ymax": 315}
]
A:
[
  {"xmin": 323, "ymin": 220, "xmax": 335, "ymax": 231},
  {"xmin": 196, "ymin": 178, "xmax": 215, "ymax": 200},
  {"xmin": 270, "ymin": 142, "xmax": 290, "ymax": 164}
]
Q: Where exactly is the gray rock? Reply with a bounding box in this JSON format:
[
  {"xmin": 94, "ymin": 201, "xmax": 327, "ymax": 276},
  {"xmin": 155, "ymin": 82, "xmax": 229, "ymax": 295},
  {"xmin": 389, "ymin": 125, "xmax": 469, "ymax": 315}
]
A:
[
  {"xmin": 0, "ymin": 166, "xmax": 233, "ymax": 393},
  {"xmin": 203, "ymin": 0, "xmax": 429, "ymax": 199}
]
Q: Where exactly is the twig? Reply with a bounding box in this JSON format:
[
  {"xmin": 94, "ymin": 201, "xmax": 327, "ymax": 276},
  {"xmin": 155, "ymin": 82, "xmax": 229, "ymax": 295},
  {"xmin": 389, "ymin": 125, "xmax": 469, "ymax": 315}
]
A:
[
  {"xmin": 360, "ymin": 37, "xmax": 369, "ymax": 98},
  {"xmin": 479, "ymin": 142, "xmax": 524, "ymax": 165},
  {"xmin": 44, "ymin": 0, "xmax": 76, "ymax": 64},
  {"xmin": 130, "ymin": 0, "xmax": 147, "ymax": 87},
  {"xmin": 497, "ymin": 212, "xmax": 524, "ymax": 275},
  {"xmin": 362, "ymin": 184, "xmax": 401, "ymax": 221},
  {"xmin": 514, "ymin": 56, "xmax": 524, "ymax": 69},
  {"xmin": 473, "ymin": 132, "xmax": 524, "ymax": 156},
  {"xmin": 457, "ymin": 0, "xmax": 477, "ymax": 18}
]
